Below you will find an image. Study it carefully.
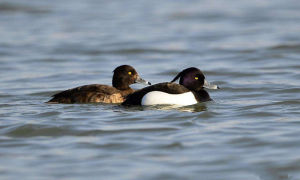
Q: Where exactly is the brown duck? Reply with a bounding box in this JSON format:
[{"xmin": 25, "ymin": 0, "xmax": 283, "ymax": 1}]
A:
[{"xmin": 47, "ymin": 65, "xmax": 150, "ymax": 104}]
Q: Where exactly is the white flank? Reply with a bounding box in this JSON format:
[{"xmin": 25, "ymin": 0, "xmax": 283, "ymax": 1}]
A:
[{"xmin": 141, "ymin": 91, "xmax": 197, "ymax": 106}]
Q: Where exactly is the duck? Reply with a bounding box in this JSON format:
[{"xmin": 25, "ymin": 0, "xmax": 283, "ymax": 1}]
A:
[
  {"xmin": 47, "ymin": 65, "xmax": 151, "ymax": 104},
  {"xmin": 122, "ymin": 67, "xmax": 219, "ymax": 106}
]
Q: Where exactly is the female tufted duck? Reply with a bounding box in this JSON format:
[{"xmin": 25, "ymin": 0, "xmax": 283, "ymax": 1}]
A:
[
  {"xmin": 47, "ymin": 65, "xmax": 151, "ymax": 104},
  {"xmin": 122, "ymin": 67, "xmax": 218, "ymax": 106}
]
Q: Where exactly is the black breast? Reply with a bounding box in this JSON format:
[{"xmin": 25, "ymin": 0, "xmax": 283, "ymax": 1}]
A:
[
  {"xmin": 192, "ymin": 90, "xmax": 212, "ymax": 102},
  {"xmin": 122, "ymin": 82, "xmax": 190, "ymax": 105}
]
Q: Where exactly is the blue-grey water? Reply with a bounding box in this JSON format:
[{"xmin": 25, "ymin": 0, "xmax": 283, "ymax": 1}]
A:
[{"xmin": 1, "ymin": 0, "xmax": 300, "ymax": 179}]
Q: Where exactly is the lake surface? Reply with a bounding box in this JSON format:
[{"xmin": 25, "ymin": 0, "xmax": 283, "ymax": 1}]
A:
[{"xmin": 1, "ymin": 0, "xmax": 300, "ymax": 179}]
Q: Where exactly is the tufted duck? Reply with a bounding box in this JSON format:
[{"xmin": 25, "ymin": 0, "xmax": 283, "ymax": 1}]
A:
[
  {"xmin": 47, "ymin": 65, "xmax": 150, "ymax": 104},
  {"xmin": 122, "ymin": 67, "xmax": 218, "ymax": 106}
]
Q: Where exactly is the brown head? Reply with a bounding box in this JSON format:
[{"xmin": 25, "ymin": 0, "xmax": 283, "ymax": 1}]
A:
[{"xmin": 112, "ymin": 65, "xmax": 151, "ymax": 90}]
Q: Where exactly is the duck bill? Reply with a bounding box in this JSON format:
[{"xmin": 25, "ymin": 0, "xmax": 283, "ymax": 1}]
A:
[
  {"xmin": 203, "ymin": 79, "xmax": 219, "ymax": 89},
  {"xmin": 135, "ymin": 75, "xmax": 151, "ymax": 85}
]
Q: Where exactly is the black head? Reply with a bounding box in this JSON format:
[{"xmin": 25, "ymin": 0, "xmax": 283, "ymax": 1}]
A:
[
  {"xmin": 171, "ymin": 67, "xmax": 205, "ymax": 91},
  {"xmin": 112, "ymin": 65, "xmax": 150, "ymax": 90}
]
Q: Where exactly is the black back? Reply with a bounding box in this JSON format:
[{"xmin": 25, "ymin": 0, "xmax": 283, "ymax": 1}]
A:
[{"xmin": 122, "ymin": 82, "xmax": 190, "ymax": 105}]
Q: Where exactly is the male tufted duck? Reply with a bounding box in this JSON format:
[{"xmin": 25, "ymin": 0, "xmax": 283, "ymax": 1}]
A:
[
  {"xmin": 47, "ymin": 65, "xmax": 151, "ymax": 104},
  {"xmin": 122, "ymin": 67, "xmax": 218, "ymax": 106}
]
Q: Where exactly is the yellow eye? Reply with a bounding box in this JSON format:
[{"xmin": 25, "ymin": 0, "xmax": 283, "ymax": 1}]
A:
[
  {"xmin": 195, "ymin": 77, "xmax": 198, "ymax": 80},
  {"xmin": 128, "ymin": 72, "xmax": 132, "ymax": 75}
]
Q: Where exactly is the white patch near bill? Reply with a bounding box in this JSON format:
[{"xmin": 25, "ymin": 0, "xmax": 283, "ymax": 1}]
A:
[{"xmin": 141, "ymin": 91, "xmax": 197, "ymax": 106}]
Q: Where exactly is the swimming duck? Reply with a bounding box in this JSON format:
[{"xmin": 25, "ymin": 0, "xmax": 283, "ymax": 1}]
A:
[
  {"xmin": 47, "ymin": 65, "xmax": 151, "ymax": 104},
  {"xmin": 122, "ymin": 67, "xmax": 218, "ymax": 106}
]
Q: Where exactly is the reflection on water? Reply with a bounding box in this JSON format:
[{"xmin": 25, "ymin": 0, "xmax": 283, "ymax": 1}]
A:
[
  {"xmin": 1, "ymin": 0, "xmax": 300, "ymax": 179},
  {"xmin": 149, "ymin": 104, "xmax": 208, "ymax": 113},
  {"xmin": 133, "ymin": 103, "xmax": 208, "ymax": 113}
]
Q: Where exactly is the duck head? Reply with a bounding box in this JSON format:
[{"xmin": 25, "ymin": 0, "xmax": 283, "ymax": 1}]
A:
[
  {"xmin": 171, "ymin": 67, "xmax": 219, "ymax": 91},
  {"xmin": 113, "ymin": 65, "xmax": 151, "ymax": 90}
]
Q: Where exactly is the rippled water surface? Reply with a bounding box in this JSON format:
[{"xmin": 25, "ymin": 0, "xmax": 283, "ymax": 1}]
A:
[{"xmin": 1, "ymin": 0, "xmax": 300, "ymax": 179}]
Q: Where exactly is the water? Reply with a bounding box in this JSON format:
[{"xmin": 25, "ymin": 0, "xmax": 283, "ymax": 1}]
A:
[{"xmin": 1, "ymin": 0, "xmax": 300, "ymax": 179}]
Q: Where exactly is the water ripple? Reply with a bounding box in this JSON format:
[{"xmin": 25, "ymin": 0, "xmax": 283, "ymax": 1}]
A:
[{"xmin": 1, "ymin": 0, "xmax": 300, "ymax": 179}]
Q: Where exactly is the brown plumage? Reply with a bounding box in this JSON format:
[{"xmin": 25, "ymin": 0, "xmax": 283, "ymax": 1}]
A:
[{"xmin": 47, "ymin": 65, "xmax": 150, "ymax": 104}]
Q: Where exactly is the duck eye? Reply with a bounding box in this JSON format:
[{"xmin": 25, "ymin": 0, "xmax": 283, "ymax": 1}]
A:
[
  {"xmin": 195, "ymin": 77, "xmax": 198, "ymax": 80},
  {"xmin": 128, "ymin": 71, "xmax": 132, "ymax": 75}
]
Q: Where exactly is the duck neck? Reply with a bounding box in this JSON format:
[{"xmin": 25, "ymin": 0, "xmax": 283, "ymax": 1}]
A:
[
  {"xmin": 112, "ymin": 77, "xmax": 130, "ymax": 90},
  {"xmin": 192, "ymin": 89, "xmax": 212, "ymax": 102}
]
